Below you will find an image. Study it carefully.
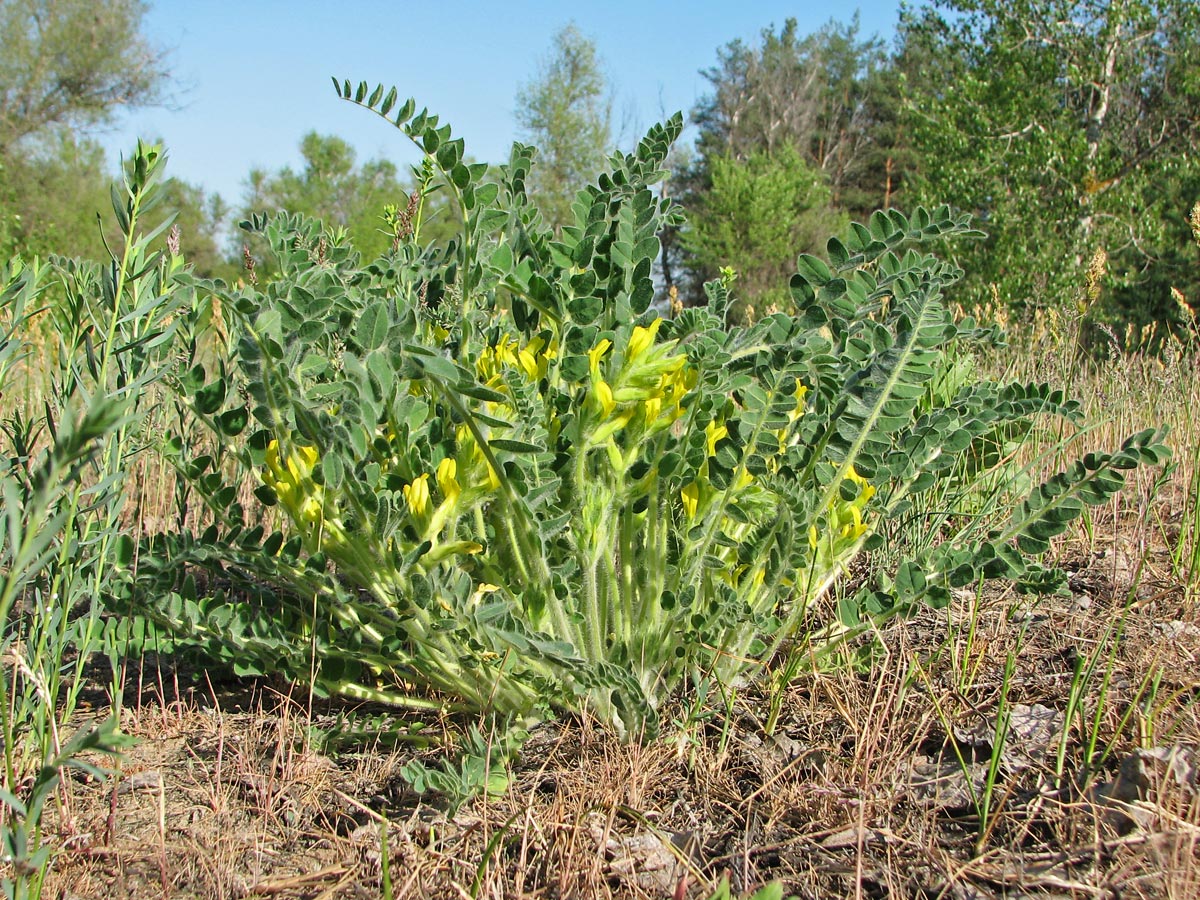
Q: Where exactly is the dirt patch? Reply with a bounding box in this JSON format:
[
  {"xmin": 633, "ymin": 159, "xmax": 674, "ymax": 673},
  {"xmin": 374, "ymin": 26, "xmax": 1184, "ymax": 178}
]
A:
[{"xmin": 28, "ymin": 533, "xmax": 1200, "ymax": 899}]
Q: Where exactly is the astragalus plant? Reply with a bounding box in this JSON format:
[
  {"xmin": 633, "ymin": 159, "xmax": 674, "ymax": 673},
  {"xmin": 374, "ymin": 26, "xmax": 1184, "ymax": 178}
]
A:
[{"xmin": 133, "ymin": 82, "xmax": 1168, "ymax": 743}]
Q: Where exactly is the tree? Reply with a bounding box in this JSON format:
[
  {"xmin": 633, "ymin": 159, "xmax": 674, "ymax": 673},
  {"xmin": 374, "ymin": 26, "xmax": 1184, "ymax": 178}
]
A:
[
  {"xmin": 514, "ymin": 23, "xmax": 612, "ymax": 231},
  {"xmin": 669, "ymin": 16, "xmax": 908, "ymax": 307},
  {"xmin": 683, "ymin": 146, "xmax": 844, "ymax": 316},
  {"xmin": 0, "ymin": 134, "xmax": 232, "ymax": 275},
  {"xmin": 691, "ymin": 17, "xmax": 904, "ymax": 216},
  {"xmin": 0, "ymin": 0, "xmax": 168, "ymax": 153},
  {"xmin": 237, "ymin": 132, "xmax": 409, "ymax": 270},
  {"xmin": 898, "ymin": 0, "xmax": 1200, "ymax": 329},
  {"xmin": 0, "ymin": 133, "xmax": 111, "ymax": 259},
  {"xmin": 0, "ymin": 0, "xmax": 171, "ymax": 261}
]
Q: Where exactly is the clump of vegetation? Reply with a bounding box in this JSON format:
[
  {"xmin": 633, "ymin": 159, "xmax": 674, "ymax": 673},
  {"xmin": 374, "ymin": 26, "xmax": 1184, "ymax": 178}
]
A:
[
  {"xmin": 1, "ymin": 142, "xmax": 187, "ymax": 897},
  {"xmin": 117, "ymin": 85, "xmax": 1168, "ymax": 794},
  {"xmin": 0, "ymin": 70, "xmax": 1193, "ymax": 900}
]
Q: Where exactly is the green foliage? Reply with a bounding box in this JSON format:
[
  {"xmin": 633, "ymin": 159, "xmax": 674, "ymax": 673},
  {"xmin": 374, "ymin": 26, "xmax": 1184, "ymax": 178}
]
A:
[
  {"xmin": 130, "ymin": 87, "xmax": 1165, "ymax": 763},
  {"xmin": 0, "ymin": 0, "xmax": 167, "ymax": 151},
  {"xmin": 0, "ymin": 719, "xmax": 131, "ymax": 900},
  {"xmin": 514, "ymin": 24, "xmax": 612, "ymax": 231},
  {"xmin": 238, "ymin": 131, "xmax": 448, "ymax": 277},
  {"xmin": 683, "ymin": 145, "xmax": 845, "ymax": 315},
  {"xmin": 0, "ymin": 2, "xmax": 225, "ymax": 277},
  {"xmin": 704, "ymin": 875, "xmax": 797, "ymax": 900},
  {"xmin": 1, "ymin": 141, "xmax": 185, "ymax": 896},
  {"xmin": 399, "ymin": 724, "xmax": 522, "ymax": 814},
  {"xmin": 0, "ymin": 134, "xmax": 228, "ymax": 275},
  {"xmin": 898, "ymin": 0, "xmax": 1200, "ymax": 324}
]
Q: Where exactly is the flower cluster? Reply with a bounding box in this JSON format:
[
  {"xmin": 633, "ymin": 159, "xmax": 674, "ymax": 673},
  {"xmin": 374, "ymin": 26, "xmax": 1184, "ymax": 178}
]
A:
[
  {"xmin": 585, "ymin": 318, "xmax": 691, "ymax": 449},
  {"xmin": 809, "ymin": 465, "xmax": 875, "ymax": 569},
  {"xmin": 476, "ymin": 333, "xmax": 556, "ymax": 389},
  {"xmin": 263, "ymin": 440, "xmax": 323, "ymax": 525},
  {"xmin": 262, "ymin": 440, "xmax": 347, "ymax": 552},
  {"xmin": 681, "ymin": 378, "xmax": 808, "ymax": 521}
]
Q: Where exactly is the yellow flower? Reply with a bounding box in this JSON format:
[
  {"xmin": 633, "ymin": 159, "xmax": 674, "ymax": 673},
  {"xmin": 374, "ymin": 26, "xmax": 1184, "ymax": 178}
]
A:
[
  {"xmin": 594, "ymin": 380, "xmax": 616, "ymax": 418},
  {"xmin": 495, "ymin": 334, "xmax": 519, "ymax": 367},
  {"xmin": 263, "ymin": 440, "xmax": 320, "ymax": 511},
  {"xmin": 455, "ymin": 425, "xmax": 502, "ymax": 493},
  {"xmin": 402, "ymin": 473, "xmax": 431, "ymax": 518},
  {"xmin": 588, "ymin": 338, "xmax": 613, "ymax": 378},
  {"xmin": 706, "ymin": 421, "xmax": 728, "ymax": 457},
  {"xmin": 421, "ymin": 540, "xmax": 484, "ymax": 565},
  {"xmin": 264, "ymin": 440, "xmax": 318, "ymax": 486},
  {"xmin": 681, "ymin": 482, "xmax": 700, "ymax": 519},
  {"xmin": 845, "ymin": 465, "xmax": 875, "ymax": 503},
  {"xmin": 517, "ymin": 348, "xmax": 538, "ymax": 379},
  {"xmin": 626, "ymin": 318, "xmax": 663, "ymax": 362},
  {"xmin": 262, "ymin": 439, "xmax": 341, "ymax": 546},
  {"xmin": 436, "ymin": 457, "xmax": 460, "ymax": 505},
  {"xmin": 476, "ymin": 334, "xmax": 521, "ymax": 387},
  {"xmin": 484, "ymin": 460, "xmax": 501, "ymax": 490},
  {"xmin": 789, "ymin": 381, "xmax": 809, "ymax": 423},
  {"xmin": 840, "ymin": 504, "xmax": 867, "ymax": 541},
  {"xmin": 517, "ymin": 335, "xmax": 556, "ymax": 380},
  {"xmin": 642, "ymin": 395, "xmax": 662, "ymax": 426},
  {"xmin": 470, "ymin": 582, "xmax": 502, "ymax": 605}
]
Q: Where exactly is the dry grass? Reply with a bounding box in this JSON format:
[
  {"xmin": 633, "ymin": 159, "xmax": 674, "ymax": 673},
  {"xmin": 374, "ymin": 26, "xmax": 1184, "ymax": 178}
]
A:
[
  {"xmin": 31, "ymin": 536, "xmax": 1199, "ymax": 899},
  {"xmin": 7, "ymin": 314, "xmax": 1200, "ymax": 899}
]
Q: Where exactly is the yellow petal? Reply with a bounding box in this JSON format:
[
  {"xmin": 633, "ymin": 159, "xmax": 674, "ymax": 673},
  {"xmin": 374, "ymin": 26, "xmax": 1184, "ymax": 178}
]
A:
[
  {"xmin": 706, "ymin": 421, "xmax": 728, "ymax": 457},
  {"xmin": 587, "ymin": 339, "xmax": 612, "ymax": 377},
  {"xmin": 517, "ymin": 348, "xmax": 538, "ymax": 379},
  {"xmin": 595, "ymin": 380, "xmax": 615, "ymax": 418},
  {"xmin": 789, "ymin": 382, "xmax": 809, "ymax": 422},
  {"xmin": 642, "ymin": 396, "xmax": 662, "ymax": 425},
  {"xmin": 627, "ymin": 318, "xmax": 663, "ymax": 361},
  {"xmin": 681, "ymin": 482, "xmax": 699, "ymax": 519},
  {"xmin": 435, "ymin": 457, "xmax": 459, "ymax": 500},
  {"xmin": 470, "ymin": 582, "xmax": 502, "ymax": 604},
  {"xmin": 402, "ymin": 473, "xmax": 431, "ymax": 517}
]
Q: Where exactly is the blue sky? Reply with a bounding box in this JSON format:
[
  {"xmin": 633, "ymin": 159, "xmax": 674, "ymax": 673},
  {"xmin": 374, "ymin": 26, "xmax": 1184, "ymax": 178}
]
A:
[{"xmin": 101, "ymin": 1, "xmax": 903, "ymax": 205}]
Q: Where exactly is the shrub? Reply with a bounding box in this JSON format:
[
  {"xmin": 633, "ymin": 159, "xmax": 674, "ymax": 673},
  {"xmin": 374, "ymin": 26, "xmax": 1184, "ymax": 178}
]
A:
[{"xmin": 130, "ymin": 85, "xmax": 1168, "ymax": 754}]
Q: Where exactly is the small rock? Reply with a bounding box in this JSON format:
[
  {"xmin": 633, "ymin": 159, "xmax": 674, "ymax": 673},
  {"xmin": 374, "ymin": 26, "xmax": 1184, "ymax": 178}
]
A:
[
  {"xmin": 1155, "ymin": 620, "xmax": 1200, "ymax": 642},
  {"xmin": 116, "ymin": 769, "xmax": 162, "ymax": 794},
  {"xmin": 1087, "ymin": 745, "xmax": 1198, "ymax": 833},
  {"xmin": 906, "ymin": 758, "xmax": 988, "ymax": 811},
  {"xmin": 821, "ymin": 826, "xmax": 881, "ymax": 849},
  {"xmin": 950, "ymin": 703, "xmax": 1064, "ymax": 772},
  {"xmin": 586, "ymin": 812, "xmax": 694, "ymax": 898},
  {"xmin": 1002, "ymin": 703, "xmax": 1065, "ymax": 771}
]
